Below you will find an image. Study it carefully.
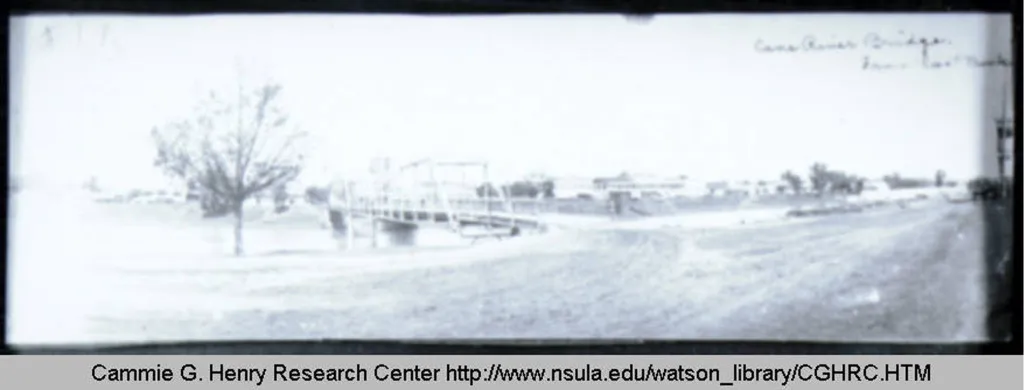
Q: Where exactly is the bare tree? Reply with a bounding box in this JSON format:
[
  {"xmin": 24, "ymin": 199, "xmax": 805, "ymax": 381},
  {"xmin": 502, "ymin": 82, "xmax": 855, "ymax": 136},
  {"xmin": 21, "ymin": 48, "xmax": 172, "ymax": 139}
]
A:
[
  {"xmin": 935, "ymin": 170, "xmax": 947, "ymax": 187},
  {"xmin": 809, "ymin": 162, "xmax": 829, "ymax": 195},
  {"xmin": 800, "ymin": 164, "xmax": 865, "ymax": 195},
  {"xmin": 305, "ymin": 185, "xmax": 331, "ymax": 205},
  {"xmin": 883, "ymin": 172, "xmax": 902, "ymax": 189},
  {"xmin": 476, "ymin": 183, "xmax": 501, "ymax": 199},
  {"xmin": 781, "ymin": 170, "xmax": 804, "ymax": 194},
  {"xmin": 151, "ymin": 81, "xmax": 307, "ymax": 256},
  {"xmin": 82, "ymin": 175, "xmax": 101, "ymax": 193}
]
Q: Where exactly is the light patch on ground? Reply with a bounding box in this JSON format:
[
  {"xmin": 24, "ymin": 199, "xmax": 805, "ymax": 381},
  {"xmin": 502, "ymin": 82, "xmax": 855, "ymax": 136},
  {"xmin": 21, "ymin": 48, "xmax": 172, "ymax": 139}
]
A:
[{"xmin": 840, "ymin": 288, "xmax": 883, "ymax": 306}]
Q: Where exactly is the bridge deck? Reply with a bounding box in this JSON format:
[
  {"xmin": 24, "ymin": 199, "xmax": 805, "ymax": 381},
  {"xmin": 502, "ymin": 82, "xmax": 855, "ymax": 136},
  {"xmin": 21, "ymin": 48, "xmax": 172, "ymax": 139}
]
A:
[
  {"xmin": 351, "ymin": 207, "xmax": 543, "ymax": 227},
  {"xmin": 330, "ymin": 170, "xmax": 552, "ymax": 233}
]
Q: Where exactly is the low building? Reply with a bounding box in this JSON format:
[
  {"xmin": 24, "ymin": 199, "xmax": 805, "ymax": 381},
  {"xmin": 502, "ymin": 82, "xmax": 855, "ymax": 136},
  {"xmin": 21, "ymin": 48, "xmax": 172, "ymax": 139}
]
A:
[
  {"xmin": 757, "ymin": 180, "xmax": 791, "ymax": 195},
  {"xmin": 729, "ymin": 181, "xmax": 755, "ymax": 197},
  {"xmin": 675, "ymin": 179, "xmax": 710, "ymax": 197},
  {"xmin": 749, "ymin": 180, "xmax": 788, "ymax": 196},
  {"xmin": 551, "ymin": 176, "xmax": 599, "ymax": 199},
  {"xmin": 705, "ymin": 181, "xmax": 730, "ymax": 197},
  {"xmin": 593, "ymin": 173, "xmax": 689, "ymax": 199},
  {"xmin": 706, "ymin": 180, "xmax": 784, "ymax": 198},
  {"xmin": 854, "ymin": 179, "xmax": 894, "ymax": 202}
]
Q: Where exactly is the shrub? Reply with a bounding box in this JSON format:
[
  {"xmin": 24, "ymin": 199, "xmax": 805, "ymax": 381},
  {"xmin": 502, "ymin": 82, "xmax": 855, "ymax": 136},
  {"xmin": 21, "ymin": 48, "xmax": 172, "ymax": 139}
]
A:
[
  {"xmin": 200, "ymin": 193, "xmax": 232, "ymax": 218},
  {"xmin": 305, "ymin": 186, "xmax": 331, "ymax": 205},
  {"xmin": 273, "ymin": 184, "xmax": 290, "ymax": 213},
  {"xmin": 969, "ymin": 178, "xmax": 1012, "ymax": 201}
]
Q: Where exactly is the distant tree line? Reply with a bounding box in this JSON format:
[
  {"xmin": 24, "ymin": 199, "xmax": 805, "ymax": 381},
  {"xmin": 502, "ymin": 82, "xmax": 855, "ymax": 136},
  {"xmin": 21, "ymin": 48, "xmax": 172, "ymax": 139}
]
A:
[
  {"xmin": 305, "ymin": 185, "xmax": 331, "ymax": 205},
  {"xmin": 780, "ymin": 163, "xmax": 867, "ymax": 196},
  {"xmin": 882, "ymin": 173, "xmax": 934, "ymax": 190},
  {"xmin": 476, "ymin": 180, "xmax": 555, "ymax": 199},
  {"xmin": 778, "ymin": 163, "xmax": 969, "ymax": 197}
]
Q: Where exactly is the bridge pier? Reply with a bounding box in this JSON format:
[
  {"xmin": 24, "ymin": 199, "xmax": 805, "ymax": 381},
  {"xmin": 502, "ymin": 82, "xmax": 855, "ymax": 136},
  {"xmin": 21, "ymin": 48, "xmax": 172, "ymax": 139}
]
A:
[
  {"xmin": 378, "ymin": 219, "xmax": 419, "ymax": 232},
  {"xmin": 328, "ymin": 210, "xmax": 346, "ymax": 231},
  {"xmin": 371, "ymin": 218, "xmax": 378, "ymax": 248}
]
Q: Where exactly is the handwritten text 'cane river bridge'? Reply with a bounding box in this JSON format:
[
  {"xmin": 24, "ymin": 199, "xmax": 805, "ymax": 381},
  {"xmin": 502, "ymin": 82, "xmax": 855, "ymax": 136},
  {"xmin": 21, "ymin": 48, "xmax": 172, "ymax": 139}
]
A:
[{"xmin": 753, "ymin": 31, "xmax": 1013, "ymax": 71}]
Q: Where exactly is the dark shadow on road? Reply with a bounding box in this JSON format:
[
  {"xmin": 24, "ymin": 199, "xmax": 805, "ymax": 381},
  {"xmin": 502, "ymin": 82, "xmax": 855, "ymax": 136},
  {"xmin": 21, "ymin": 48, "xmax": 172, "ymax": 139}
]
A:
[{"xmin": 981, "ymin": 198, "xmax": 1015, "ymax": 342}]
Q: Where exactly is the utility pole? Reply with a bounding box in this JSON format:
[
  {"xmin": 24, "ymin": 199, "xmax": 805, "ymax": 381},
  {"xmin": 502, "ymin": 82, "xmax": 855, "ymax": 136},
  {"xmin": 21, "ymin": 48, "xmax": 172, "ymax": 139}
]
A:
[
  {"xmin": 995, "ymin": 85, "xmax": 1013, "ymax": 180},
  {"xmin": 483, "ymin": 163, "xmax": 492, "ymax": 231}
]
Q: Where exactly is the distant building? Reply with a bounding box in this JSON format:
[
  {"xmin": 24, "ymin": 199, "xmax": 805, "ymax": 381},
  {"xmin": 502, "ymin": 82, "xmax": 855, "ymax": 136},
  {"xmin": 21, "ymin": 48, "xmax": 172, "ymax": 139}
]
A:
[
  {"xmin": 856, "ymin": 179, "xmax": 894, "ymax": 202},
  {"xmin": 705, "ymin": 181, "xmax": 730, "ymax": 197},
  {"xmin": 592, "ymin": 173, "xmax": 689, "ymax": 199},
  {"xmin": 729, "ymin": 181, "xmax": 754, "ymax": 197},
  {"xmin": 551, "ymin": 176, "xmax": 598, "ymax": 199},
  {"xmin": 706, "ymin": 180, "xmax": 786, "ymax": 198},
  {"xmin": 863, "ymin": 179, "xmax": 892, "ymax": 192},
  {"xmin": 675, "ymin": 178, "xmax": 709, "ymax": 197},
  {"xmin": 761, "ymin": 180, "xmax": 791, "ymax": 195}
]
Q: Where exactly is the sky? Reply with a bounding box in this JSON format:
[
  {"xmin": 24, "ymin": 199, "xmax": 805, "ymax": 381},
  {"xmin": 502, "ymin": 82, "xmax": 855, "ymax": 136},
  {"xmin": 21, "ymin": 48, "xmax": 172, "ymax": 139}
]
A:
[{"xmin": 8, "ymin": 13, "xmax": 1015, "ymax": 190}]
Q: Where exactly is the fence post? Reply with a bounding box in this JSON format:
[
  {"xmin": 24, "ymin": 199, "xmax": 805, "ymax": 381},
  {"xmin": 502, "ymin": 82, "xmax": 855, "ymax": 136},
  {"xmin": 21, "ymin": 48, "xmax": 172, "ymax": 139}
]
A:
[
  {"xmin": 345, "ymin": 181, "xmax": 355, "ymax": 251},
  {"xmin": 371, "ymin": 218, "xmax": 378, "ymax": 248},
  {"xmin": 484, "ymin": 163, "xmax": 492, "ymax": 230}
]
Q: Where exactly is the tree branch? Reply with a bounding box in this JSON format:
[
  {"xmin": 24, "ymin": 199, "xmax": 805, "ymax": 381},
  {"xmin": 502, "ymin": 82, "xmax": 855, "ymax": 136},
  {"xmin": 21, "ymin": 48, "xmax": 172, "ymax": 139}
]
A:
[{"xmin": 151, "ymin": 81, "xmax": 305, "ymax": 214}]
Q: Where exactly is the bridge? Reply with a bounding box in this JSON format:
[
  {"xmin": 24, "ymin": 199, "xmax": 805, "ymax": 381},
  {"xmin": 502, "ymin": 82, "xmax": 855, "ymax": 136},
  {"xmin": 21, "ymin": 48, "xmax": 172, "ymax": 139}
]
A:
[{"xmin": 328, "ymin": 159, "xmax": 549, "ymax": 240}]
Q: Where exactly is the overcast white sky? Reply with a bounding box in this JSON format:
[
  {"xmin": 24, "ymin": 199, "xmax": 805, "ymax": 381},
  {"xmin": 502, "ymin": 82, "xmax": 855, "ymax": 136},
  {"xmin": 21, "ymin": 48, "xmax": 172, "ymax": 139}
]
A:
[{"xmin": 8, "ymin": 14, "xmax": 1015, "ymax": 190}]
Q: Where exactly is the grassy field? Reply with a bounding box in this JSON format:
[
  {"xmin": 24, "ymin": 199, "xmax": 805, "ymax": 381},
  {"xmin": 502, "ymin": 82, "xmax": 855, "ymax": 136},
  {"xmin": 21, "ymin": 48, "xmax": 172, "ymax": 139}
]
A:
[{"xmin": 6, "ymin": 190, "xmax": 1010, "ymax": 345}]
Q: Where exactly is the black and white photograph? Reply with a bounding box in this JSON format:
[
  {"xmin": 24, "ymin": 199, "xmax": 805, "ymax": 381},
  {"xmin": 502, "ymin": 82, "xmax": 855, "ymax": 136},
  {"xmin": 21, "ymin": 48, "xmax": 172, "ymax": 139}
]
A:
[{"xmin": 7, "ymin": 13, "xmax": 1015, "ymax": 346}]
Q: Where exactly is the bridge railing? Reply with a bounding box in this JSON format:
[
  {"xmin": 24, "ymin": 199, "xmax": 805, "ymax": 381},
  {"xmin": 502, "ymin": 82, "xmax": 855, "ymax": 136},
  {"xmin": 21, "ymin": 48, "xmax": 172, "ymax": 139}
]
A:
[
  {"xmin": 342, "ymin": 196, "xmax": 553, "ymax": 216},
  {"xmin": 443, "ymin": 197, "xmax": 553, "ymax": 215}
]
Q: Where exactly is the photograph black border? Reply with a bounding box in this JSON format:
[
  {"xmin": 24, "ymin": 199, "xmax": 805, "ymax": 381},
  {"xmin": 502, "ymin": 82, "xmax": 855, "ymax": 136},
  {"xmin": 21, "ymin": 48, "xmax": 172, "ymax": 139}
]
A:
[{"xmin": 3, "ymin": 0, "xmax": 1020, "ymax": 355}]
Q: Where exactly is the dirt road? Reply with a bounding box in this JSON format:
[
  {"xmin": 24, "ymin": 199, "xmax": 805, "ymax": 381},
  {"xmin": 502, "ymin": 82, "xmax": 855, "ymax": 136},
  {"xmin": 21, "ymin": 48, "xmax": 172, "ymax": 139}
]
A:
[{"xmin": 8, "ymin": 199, "xmax": 1001, "ymax": 345}]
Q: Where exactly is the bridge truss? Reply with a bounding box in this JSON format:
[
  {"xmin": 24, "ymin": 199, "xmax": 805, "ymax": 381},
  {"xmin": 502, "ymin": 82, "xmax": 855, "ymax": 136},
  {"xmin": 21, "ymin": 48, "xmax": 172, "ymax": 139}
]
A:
[{"xmin": 329, "ymin": 159, "xmax": 546, "ymax": 238}]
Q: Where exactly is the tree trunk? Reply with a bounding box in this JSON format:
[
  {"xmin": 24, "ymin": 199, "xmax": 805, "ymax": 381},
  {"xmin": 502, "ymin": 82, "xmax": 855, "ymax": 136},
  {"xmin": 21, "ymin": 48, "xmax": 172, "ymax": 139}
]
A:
[{"xmin": 233, "ymin": 200, "xmax": 244, "ymax": 256}]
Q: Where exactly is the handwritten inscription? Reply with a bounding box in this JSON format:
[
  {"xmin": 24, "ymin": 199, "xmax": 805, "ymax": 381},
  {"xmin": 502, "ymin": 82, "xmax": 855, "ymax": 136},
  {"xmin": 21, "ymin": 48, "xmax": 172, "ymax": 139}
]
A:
[
  {"xmin": 863, "ymin": 52, "xmax": 1014, "ymax": 72},
  {"xmin": 861, "ymin": 32, "xmax": 951, "ymax": 51},
  {"xmin": 862, "ymin": 56, "xmax": 909, "ymax": 71},
  {"xmin": 755, "ymin": 30, "xmax": 1011, "ymax": 71},
  {"xmin": 754, "ymin": 35, "xmax": 859, "ymax": 53},
  {"xmin": 755, "ymin": 31, "xmax": 949, "ymax": 54}
]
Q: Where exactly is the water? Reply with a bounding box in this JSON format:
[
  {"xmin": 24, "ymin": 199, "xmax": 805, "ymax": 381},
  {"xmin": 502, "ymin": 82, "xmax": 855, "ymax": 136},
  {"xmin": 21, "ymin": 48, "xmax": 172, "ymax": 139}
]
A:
[
  {"xmin": 332, "ymin": 226, "xmax": 441, "ymax": 249},
  {"xmin": 330, "ymin": 222, "xmax": 527, "ymax": 251}
]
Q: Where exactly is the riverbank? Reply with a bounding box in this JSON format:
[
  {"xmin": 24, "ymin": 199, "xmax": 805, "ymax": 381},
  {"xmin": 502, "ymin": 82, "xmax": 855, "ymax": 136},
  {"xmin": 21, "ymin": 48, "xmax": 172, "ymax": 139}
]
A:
[{"xmin": 8, "ymin": 198, "xmax": 994, "ymax": 345}]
